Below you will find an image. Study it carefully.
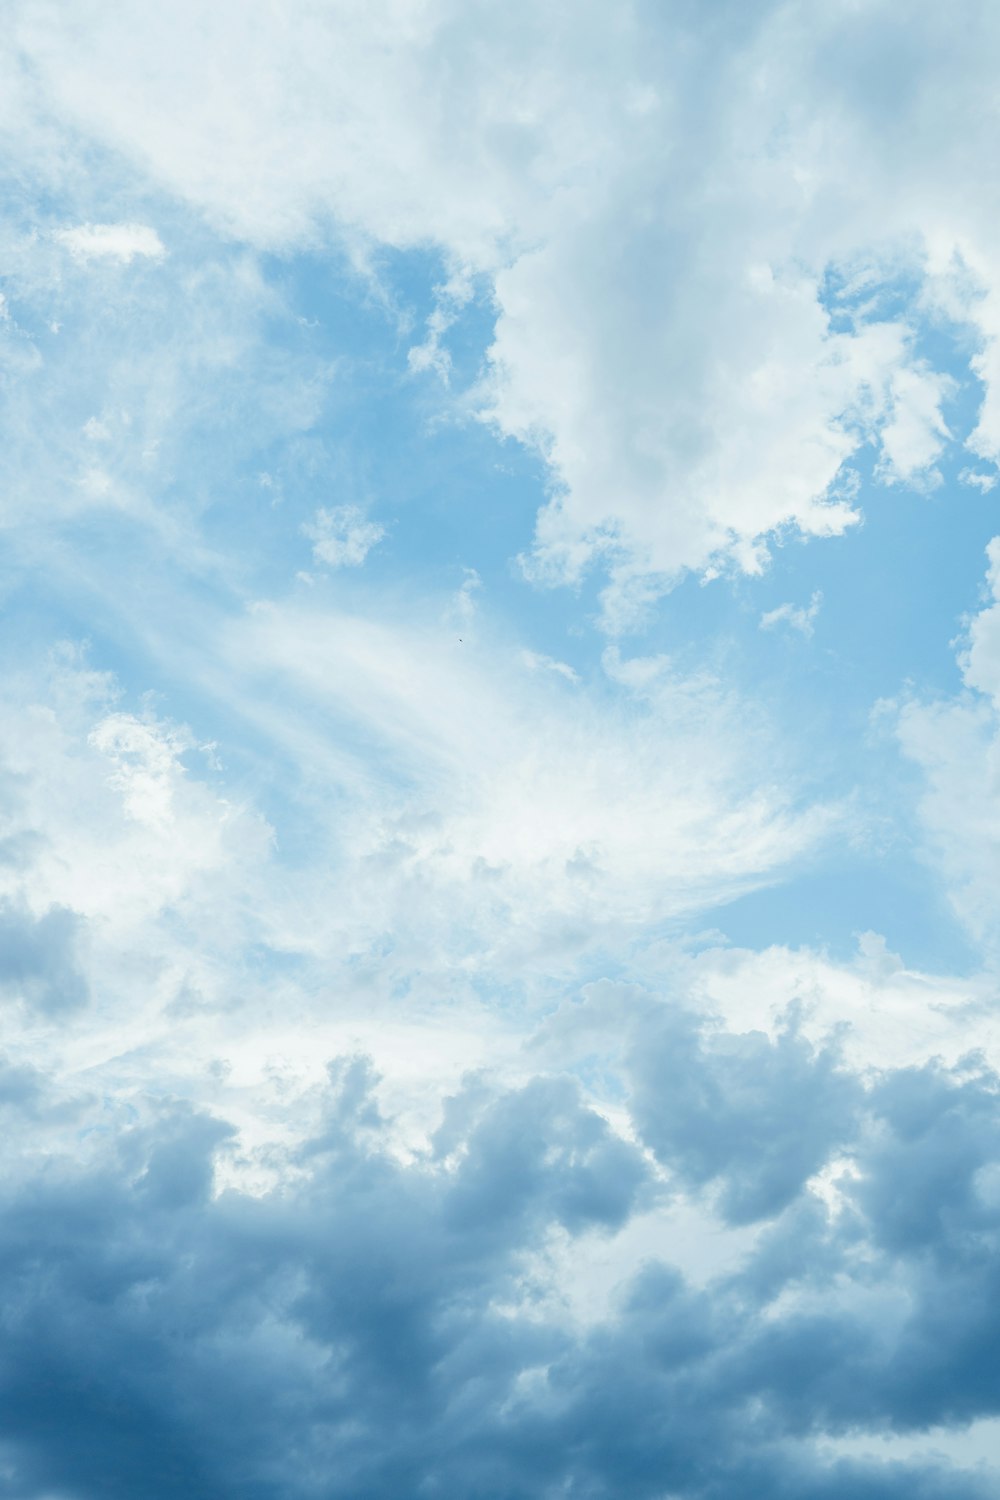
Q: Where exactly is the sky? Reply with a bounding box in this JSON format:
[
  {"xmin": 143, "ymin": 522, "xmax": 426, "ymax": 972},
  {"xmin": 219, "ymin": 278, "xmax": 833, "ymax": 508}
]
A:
[{"xmin": 4, "ymin": 2, "xmax": 1000, "ymax": 1495}]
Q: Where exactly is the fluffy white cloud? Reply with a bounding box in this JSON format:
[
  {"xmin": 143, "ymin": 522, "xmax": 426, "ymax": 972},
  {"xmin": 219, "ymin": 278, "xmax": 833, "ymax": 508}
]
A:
[
  {"xmin": 685, "ymin": 939, "xmax": 999, "ymax": 1076},
  {"xmin": 875, "ymin": 361, "xmax": 953, "ymax": 485},
  {"xmin": 5, "ymin": 10, "xmax": 1000, "ymax": 1492},
  {"xmin": 960, "ymin": 468, "xmax": 997, "ymax": 494},
  {"xmin": 8, "ymin": 0, "xmax": 1000, "ymax": 604}
]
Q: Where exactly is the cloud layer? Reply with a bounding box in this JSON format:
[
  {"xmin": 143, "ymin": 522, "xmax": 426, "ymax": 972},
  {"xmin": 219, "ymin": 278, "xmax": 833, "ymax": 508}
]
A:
[
  {"xmin": 7, "ymin": 0, "xmax": 1000, "ymax": 614},
  {"xmin": 2, "ymin": 2, "xmax": 1000, "ymax": 1495}
]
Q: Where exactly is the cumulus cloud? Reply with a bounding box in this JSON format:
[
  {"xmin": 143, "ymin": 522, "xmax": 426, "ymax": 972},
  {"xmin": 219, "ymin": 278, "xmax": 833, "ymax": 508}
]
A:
[
  {"xmin": 1, "ymin": 5, "xmax": 1000, "ymax": 1494},
  {"xmin": 0, "ymin": 642, "xmax": 993, "ymax": 1496},
  {"xmin": 5, "ymin": 0, "xmax": 1000, "ymax": 599},
  {"xmin": 0, "ymin": 898, "xmax": 88, "ymax": 1013},
  {"xmin": 2, "ymin": 997, "xmax": 1000, "ymax": 1497},
  {"xmin": 628, "ymin": 1007, "xmax": 859, "ymax": 1225}
]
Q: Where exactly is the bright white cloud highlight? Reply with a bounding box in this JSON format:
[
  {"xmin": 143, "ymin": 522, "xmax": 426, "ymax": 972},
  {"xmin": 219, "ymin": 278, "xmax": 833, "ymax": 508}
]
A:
[{"xmin": 54, "ymin": 221, "xmax": 165, "ymax": 262}]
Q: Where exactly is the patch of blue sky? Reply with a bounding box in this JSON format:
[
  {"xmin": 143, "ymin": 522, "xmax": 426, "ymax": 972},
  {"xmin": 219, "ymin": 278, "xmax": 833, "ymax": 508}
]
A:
[
  {"xmin": 246, "ymin": 245, "xmax": 598, "ymax": 634},
  {"xmin": 657, "ymin": 474, "xmax": 997, "ymax": 968},
  {"xmin": 8, "ymin": 222, "xmax": 990, "ymax": 980}
]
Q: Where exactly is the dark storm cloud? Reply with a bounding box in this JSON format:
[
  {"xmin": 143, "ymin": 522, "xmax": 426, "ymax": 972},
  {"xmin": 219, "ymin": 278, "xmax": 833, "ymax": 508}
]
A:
[
  {"xmin": 2, "ymin": 1019, "xmax": 1000, "ymax": 1498},
  {"xmin": 627, "ymin": 1005, "xmax": 860, "ymax": 1223}
]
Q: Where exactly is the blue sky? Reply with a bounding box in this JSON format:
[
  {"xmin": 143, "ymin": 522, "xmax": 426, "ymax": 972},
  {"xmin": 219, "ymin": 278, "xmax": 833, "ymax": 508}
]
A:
[{"xmin": 4, "ymin": 3, "xmax": 1000, "ymax": 1496}]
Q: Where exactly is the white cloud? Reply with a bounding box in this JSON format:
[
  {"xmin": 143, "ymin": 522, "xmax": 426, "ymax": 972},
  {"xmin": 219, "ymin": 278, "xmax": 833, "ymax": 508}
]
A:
[
  {"xmin": 520, "ymin": 649, "xmax": 579, "ymax": 683},
  {"xmin": 959, "ymin": 467, "xmax": 997, "ymax": 493},
  {"xmin": 54, "ymin": 221, "xmax": 165, "ymax": 263},
  {"xmin": 89, "ymin": 711, "xmax": 197, "ymax": 830},
  {"xmin": 446, "ymin": 568, "xmax": 482, "ymax": 633},
  {"xmin": 408, "ymin": 265, "xmax": 475, "ymax": 381},
  {"xmin": 875, "ymin": 361, "xmax": 953, "ymax": 484},
  {"xmin": 0, "ymin": 602, "xmax": 851, "ymax": 1182},
  {"xmin": 303, "ymin": 505, "xmax": 385, "ymax": 568},
  {"xmin": 760, "ymin": 591, "xmax": 823, "ymax": 638},
  {"xmin": 0, "ymin": 647, "xmax": 271, "ymax": 953},
  {"xmin": 11, "ymin": 0, "xmax": 1000, "ymax": 600},
  {"xmin": 897, "ymin": 693, "xmax": 1000, "ymax": 959},
  {"xmin": 680, "ymin": 940, "xmax": 998, "ymax": 1076}
]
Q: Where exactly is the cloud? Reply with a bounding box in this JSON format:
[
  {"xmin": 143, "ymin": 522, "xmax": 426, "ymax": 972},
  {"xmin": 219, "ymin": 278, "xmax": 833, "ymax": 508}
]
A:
[
  {"xmin": 7, "ymin": 0, "xmax": 1000, "ymax": 600},
  {"xmin": 54, "ymin": 221, "xmax": 165, "ymax": 263},
  {"xmin": 2, "ymin": 1001, "xmax": 1000, "ymax": 1497},
  {"xmin": 89, "ymin": 712, "xmax": 199, "ymax": 829},
  {"xmin": 0, "ymin": 641, "xmax": 991, "ymax": 1491},
  {"xmin": 628, "ymin": 1006, "xmax": 860, "ymax": 1225},
  {"xmin": 959, "ymin": 468, "xmax": 997, "ymax": 494},
  {"xmin": 520, "ymin": 649, "xmax": 579, "ymax": 683},
  {"xmin": 0, "ymin": 219, "xmax": 330, "ymax": 535},
  {"xmin": 680, "ymin": 940, "xmax": 997, "ymax": 1077},
  {"xmin": 0, "ymin": 898, "xmax": 88, "ymax": 1013},
  {"xmin": 215, "ymin": 598, "xmax": 840, "ymax": 963},
  {"xmin": 0, "ymin": 646, "xmax": 276, "ymax": 1124},
  {"xmin": 761, "ymin": 592, "xmax": 823, "ymax": 638},
  {"xmin": 875, "ymin": 364, "xmax": 953, "ymax": 487},
  {"xmin": 303, "ymin": 505, "xmax": 385, "ymax": 568},
  {"xmin": 3, "ymin": 7, "xmax": 1000, "ymax": 1495},
  {"xmin": 407, "ymin": 265, "xmax": 475, "ymax": 381}
]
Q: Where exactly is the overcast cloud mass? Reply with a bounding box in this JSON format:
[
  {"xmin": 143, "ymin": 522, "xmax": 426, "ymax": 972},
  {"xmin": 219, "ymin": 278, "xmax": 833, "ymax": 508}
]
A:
[{"xmin": 4, "ymin": 2, "xmax": 1000, "ymax": 1494}]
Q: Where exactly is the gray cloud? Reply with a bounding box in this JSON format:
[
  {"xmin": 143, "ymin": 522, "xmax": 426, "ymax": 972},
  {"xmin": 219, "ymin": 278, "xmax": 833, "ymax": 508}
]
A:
[
  {"xmin": 628, "ymin": 1006, "xmax": 860, "ymax": 1223},
  {"xmin": 0, "ymin": 898, "xmax": 89, "ymax": 1013},
  {"xmin": 0, "ymin": 1018, "xmax": 999, "ymax": 1497}
]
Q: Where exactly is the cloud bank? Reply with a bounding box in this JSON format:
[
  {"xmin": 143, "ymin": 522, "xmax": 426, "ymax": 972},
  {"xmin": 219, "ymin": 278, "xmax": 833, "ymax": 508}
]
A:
[{"xmin": 1, "ymin": 2, "xmax": 999, "ymax": 1495}]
